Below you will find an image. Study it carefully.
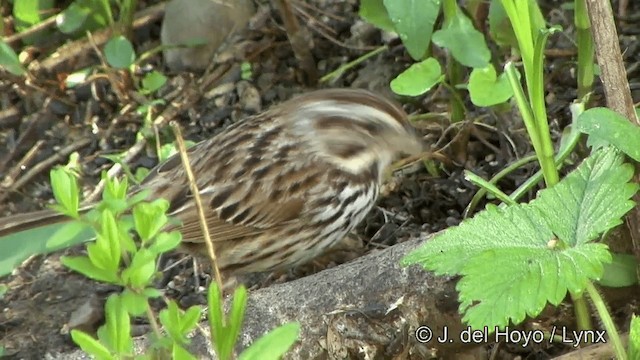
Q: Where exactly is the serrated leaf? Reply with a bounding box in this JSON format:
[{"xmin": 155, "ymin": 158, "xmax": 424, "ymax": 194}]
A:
[
  {"xmin": 383, "ymin": 0, "xmax": 441, "ymax": 60},
  {"xmin": 535, "ymin": 148, "xmax": 637, "ymax": 246},
  {"xmin": 390, "ymin": 58, "xmax": 443, "ymax": 96},
  {"xmin": 239, "ymin": 322, "xmax": 300, "ymax": 360},
  {"xmin": 468, "ymin": 65, "xmax": 514, "ymax": 106},
  {"xmin": 403, "ymin": 147, "xmax": 636, "ymax": 330},
  {"xmin": 359, "ymin": 0, "xmax": 395, "ymax": 32},
  {"xmin": 432, "ymin": 10, "xmax": 490, "ymax": 68},
  {"xmin": 458, "ymin": 243, "xmax": 610, "ymax": 329},
  {"xmin": 0, "ymin": 41, "xmax": 26, "ymax": 76},
  {"xmin": 104, "ymin": 36, "xmax": 135, "ymax": 69},
  {"xmin": 577, "ymin": 107, "xmax": 640, "ymax": 161}
]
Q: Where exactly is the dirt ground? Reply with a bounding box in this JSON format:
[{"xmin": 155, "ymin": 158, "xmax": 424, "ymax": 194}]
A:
[{"xmin": 1, "ymin": 0, "xmax": 639, "ymax": 359}]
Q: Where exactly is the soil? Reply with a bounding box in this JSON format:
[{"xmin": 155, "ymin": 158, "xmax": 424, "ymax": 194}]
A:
[{"xmin": 1, "ymin": 0, "xmax": 639, "ymax": 359}]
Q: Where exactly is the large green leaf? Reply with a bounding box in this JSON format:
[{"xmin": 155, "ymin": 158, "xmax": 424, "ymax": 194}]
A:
[{"xmin": 403, "ymin": 147, "xmax": 637, "ymax": 330}]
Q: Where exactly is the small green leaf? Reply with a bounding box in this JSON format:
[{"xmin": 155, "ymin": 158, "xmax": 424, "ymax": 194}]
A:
[
  {"xmin": 0, "ymin": 41, "xmax": 26, "ymax": 76},
  {"xmin": 577, "ymin": 107, "xmax": 640, "ymax": 161},
  {"xmin": 432, "ymin": 10, "xmax": 490, "ymax": 68},
  {"xmin": 181, "ymin": 306, "xmax": 203, "ymax": 335},
  {"xmin": 62, "ymin": 256, "xmax": 119, "ymax": 283},
  {"xmin": 384, "ymin": 0, "xmax": 441, "ymax": 60},
  {"xmin": 359, "ymin": 0, "xmax": 395, "ymax": 32},
  {"xmin": 56, "ymin": 3, "xmax": 89, "ymax": 34},
  {"xmin": 46, "ymin": 221, "xmax": 92, "ymax": 249},
  {"xmin": 468, "ymin": 65, "xmax": 514, "ymax": 106},
  {"xmin": 598, "ymin": 253, "xmax": 639, "ymax": 287},
  {"xmin": 71, "ymin": 330, "xmax": 114, "ymax": 359},
  {"xmin": 104, "ymin": 36, "xmax": 135, "ymax": 69},
  {"xmin": 390, "ymin": 58, "xmax": 443, "ymax": 96},
  {"xmin": 149, "ymin": 231, "xmax": 182, "ymax": 254},
  {"xmin": 121, "ymin": 249, "xmax": 157, "ymax": 288},
  {"xmin": 50, "ymin": 167, "xmax": 80, "ymax": 217},
  {"xmin": 239, "ymin": 322, "xmax": 300, "ymax": 360},
  {"xmin": 133, "ymin": 200, "xmax": 170, "ymax": 241},
  {"xmin": 141, "ymin": 71, "xmax": 167, "ymax": 94},
  {"xmin": 120, "ymin": 289, "xmax": 148, "ymax": 316}
]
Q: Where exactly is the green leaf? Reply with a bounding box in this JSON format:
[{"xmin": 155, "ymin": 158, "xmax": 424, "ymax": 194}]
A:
[
  {"xmin": 120, "ymin": 289, "xmax": 149, "ymax": 316},
  {"xmin": 488, "ymin": 0, "xmax": 517, "ymax": 48},
  {"xmin": 181, "ymin": 306, "xmax": 203, "ymax": 335},
  {"xmin": 141, "ymin": 71, "xmax": 167, "ymax": 94},
  {"xmin": 402, "ymin": 147, "xmax": 637, "ymax": 330},
  {"xmin": 13, "ymin": 0, "xmax": 55, "ymax": 44},
  {"xmin": 133, "ymin": 200, "xmax": 170, "ymax": 242},
  {"xmin": 160, "ymin": 301, "xmax": 185, "ymax": 342},
  {"xmin": 149, "ymin": 231, "xmax": 182, "ymax": 255},
  {"xmin": 383, "ymin": 0, "xmax": 441, "ymax": 60},
  {"xmin": 432, "ymin": 10, "xmax": 490, "ymax": 68},
  {"xmin": 359, "ymin": 0, "xmax": 395, "ymax": 32},
  {"xmin": 239, "ymin": 322, "xmax": 300, "ymax": 360},
  {"xmin": 629, "ymin": 315, "xmax": 640, "ymax": 360},
  {"xmin": 0, "ymin": 41, "xmax": 26, "ymax": 76},
  {"xmin": 468, "ymin": 65, "xmax": 514, "ymax": 106},
  {"xmin": 0, "ymin": 222, "xmax": 94, "ymax": 277},
  {"xmin": 121, "ymin": 249, "xmax": 157, "ymax": 288},
  {"xmin": 71, "ymin": 330, "xmax": 114, "ymax": 360},
  {"xmin": 172, "ymin": 344, "xmax": 197, "ymax": 360},
  {"xmin": 577, "ymin": 107, "xmax": 640, "ymax": 162},
  {"xmin": 598, "ymin": 253, "xmax": 639, "ymax": 287},
  {"xmin": 56, "ymin": 3, "xmax": 90, "ymax": 34},
  {"xmin": 50, "ymin": 167, "xmax": 80, "ymax": 217},
  {"xmin": 57, "ymin": 0, "xmax": 112, "ymax": 34},
  {"xmin": 104, "ymin": 36, "xmax": 136, "ymax": 69},
  {"xmin": 62, "ymin": 256, "xmax": 120, "ymax": 283},
  {"xmin": 390, "ymin": 58, "xmax": 443, "ymax": 96},
  {"xmin": 101, "ymin": 294, "xmax": 133, "ymax": 354}
]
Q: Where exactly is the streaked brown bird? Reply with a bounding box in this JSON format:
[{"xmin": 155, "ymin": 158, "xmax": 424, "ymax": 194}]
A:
[{"xmin": 0, "ymin": 88, "xmax": 423, "ymax": 274}]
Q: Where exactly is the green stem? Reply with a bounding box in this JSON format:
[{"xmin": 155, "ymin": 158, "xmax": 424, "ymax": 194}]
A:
[
  {"xmin": 585, "ymin": 282, "xmax": 628, "ymax": 359},
  {"xmin": 575, "ymin": 0, "xmax": 594, "ymax": 100},
  {"xmin": 464, "ymin": 171, "xmax": 517, "ymax": 206},
  {"xmin": 464, "ymin": 154, "xmax": 538, "ymax": 217},
  {"xmin": 319, "ymin": 45, "xmax": 388, "ymax": 83}
]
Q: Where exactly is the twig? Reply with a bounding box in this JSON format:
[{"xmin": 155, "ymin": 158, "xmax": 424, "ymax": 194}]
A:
[
  {"xmin": 3, "ymin": 15, "xmax": 57, "ymax": 46},
  {"xmin": 0, "ymin": 138, "xmax": 92, "ymax": 203},
  {"xmin": 1, "ymin": 140, "xmax": 45, "ymax": 188},
  {"xmin": 170, "ymin": 122, "xmax": 224, "ymax": 291}
]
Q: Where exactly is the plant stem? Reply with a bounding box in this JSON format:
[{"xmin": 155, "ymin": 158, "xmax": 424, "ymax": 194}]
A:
[
  {"xmin": 575, "ymin": 0, "xmax": 594, "ymax": 100},
  {"xmin": 585, "ymin": 282, "xmax": 628, "ymax": 359}
]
